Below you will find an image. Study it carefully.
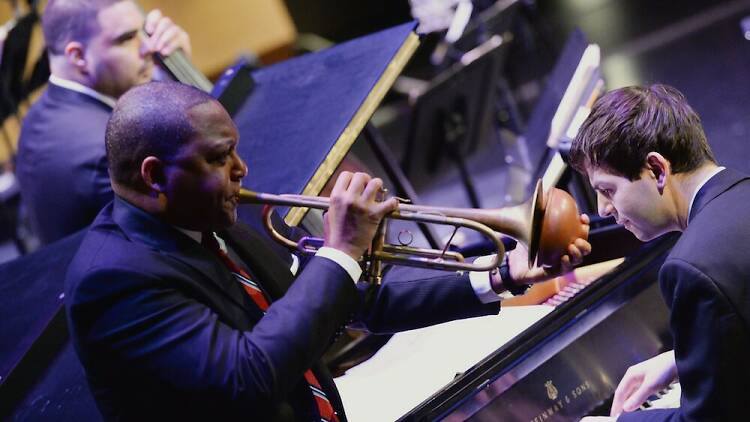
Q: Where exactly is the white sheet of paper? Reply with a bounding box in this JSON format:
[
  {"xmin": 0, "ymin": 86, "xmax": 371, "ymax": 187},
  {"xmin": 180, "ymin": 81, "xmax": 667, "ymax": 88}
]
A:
[{"xmin": 335, "ymin": 305, "xmax": 554, "ymax": 422}]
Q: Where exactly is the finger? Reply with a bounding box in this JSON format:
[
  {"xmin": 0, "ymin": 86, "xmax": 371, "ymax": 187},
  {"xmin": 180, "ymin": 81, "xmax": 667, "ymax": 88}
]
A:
[
  {"xmin": 176, "ymin": 32, "xmax": 191, "ymax": 56},
  {"xmin": 567, "ymin": 243, "xmax": 583, "ymax": 263},
  {"xmin": 150, "ymin": 17, "xmax": 175, "ymax": 51},
  {"xmin": 361, "ymin": 177, "xmax": 384, "ymax": 202},
  {"xmin": 374, "ymin": 197, "xmax": 399, "ymax": 217},
  {"xmin": 331, "ymin": 171, "xmax": 353, "ymax": 197},
  {"xmin": 575, "ymin": 238, "xmax": 592, "ymax": 256},
  {"xmin": 579, "ymin": 219, "xmax": 590, "ymax": 239},
  {"xmin": 155, "ymin": 26, "xmax": 181, "ymax": 56},
  {"xmin": 610, "ymin": 376, "xmax": 641, "ymax": 416},
  {"xmin": 346, "ymin": 172, "xmax": 371, "ymax": 196},
  {"xmin": 144, "ymin": 9, "xmax": 162, "ymax": 35},
  {"xmin": 580, "ymin": 213, "xmax": 590, "ymax": 225},
  {"xmin": 140, "ymin": 32, "xmax": 157, "ymax": 55},
  {"xmin": 159, "ymin": 28, "xmax": 190, "ymax": 56},
  {"xmin": 560, "ymin": 253, "xmax": 576, "ymax": 270},
  {"xmin": 622, "ymin": 383, "xmax": 656, "ymax": 412},
  {"xmin": 559, "ymin": 254, "xmax": 572, "ymax": 272}
]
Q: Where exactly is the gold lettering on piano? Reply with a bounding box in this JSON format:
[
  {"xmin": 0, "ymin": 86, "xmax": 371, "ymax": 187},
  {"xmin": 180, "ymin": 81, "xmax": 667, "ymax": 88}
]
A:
[
  {"xmin": 529, "ymin": 380, "xmax": 593, "ymax": 422},
  {"xmin": 545, "ymin": 380, "xmax": 559, "ymax": 400}
]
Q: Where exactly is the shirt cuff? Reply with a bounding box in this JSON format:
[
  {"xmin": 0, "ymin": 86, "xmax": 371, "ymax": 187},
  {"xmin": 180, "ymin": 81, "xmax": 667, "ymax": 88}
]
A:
[
  {"xmin": 289, "ymin": 254, "xmax": 300, "ymax": 276},
  {"xmin": 469, "ymin": 254, "xmax": 502, "ymax": 303},
  {"xmin": 316, "ymin": 247, "xmax": 362, "ymax": 283}
]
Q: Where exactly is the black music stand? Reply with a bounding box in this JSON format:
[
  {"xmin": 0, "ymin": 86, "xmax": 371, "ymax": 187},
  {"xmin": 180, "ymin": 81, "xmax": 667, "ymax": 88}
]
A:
[
  {"xmin": 523, "ymin": 28, "xmax": 599, "ymax": 214},
  {"xmin": 402, "ymin": 34, "xmax": 510, "ymax": 208}
]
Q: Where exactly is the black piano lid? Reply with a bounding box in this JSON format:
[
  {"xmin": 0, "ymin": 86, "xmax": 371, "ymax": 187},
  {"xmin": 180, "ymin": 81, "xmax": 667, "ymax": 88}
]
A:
[{"xmin": 400, "ymin": 232, "xmax": 679, "ymax": 421}]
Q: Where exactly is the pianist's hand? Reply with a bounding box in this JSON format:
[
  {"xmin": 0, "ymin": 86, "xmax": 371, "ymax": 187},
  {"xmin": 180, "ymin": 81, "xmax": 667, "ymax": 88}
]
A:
[
  {"xmin": 610, "ymin": 350, "xmax": 677, "ymax": 416},
  {"xmin": 144, "ymin": 9, "xmax": 192, "ymax": 57},
  {"xmin": 580, "ymin": 417, "xmax": 615, "ymax": 421},
  {"xmin": 508, "ymin": 214, "xmax": 591, "ymax": 285}
]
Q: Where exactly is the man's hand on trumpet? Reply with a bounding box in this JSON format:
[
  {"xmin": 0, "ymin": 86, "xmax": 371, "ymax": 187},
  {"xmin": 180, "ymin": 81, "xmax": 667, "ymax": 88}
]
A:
[
  {"xmin": 323, "ymin": 171, "xmax": 399, "ymax": 260},
  {"xmin": 505, "ymin": 213, "xmax": 591, "ymax": 287}
]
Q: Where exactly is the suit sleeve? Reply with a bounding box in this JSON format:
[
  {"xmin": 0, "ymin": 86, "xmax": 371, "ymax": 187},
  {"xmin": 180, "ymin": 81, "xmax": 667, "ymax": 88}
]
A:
[
  {"xmin": 69, "ymin": 256, "xmax": 357, "ymax": 414},
  {"xmin": 355, "ymin": 265, "xmax": 500, "ymax": 333},
  {"xmin": 90, "ymin": 153, "xmax": 114, "ymax": 211},
  {"xmin": 618, "ymin": 258, "xmax": 748, "ymax": 422}
]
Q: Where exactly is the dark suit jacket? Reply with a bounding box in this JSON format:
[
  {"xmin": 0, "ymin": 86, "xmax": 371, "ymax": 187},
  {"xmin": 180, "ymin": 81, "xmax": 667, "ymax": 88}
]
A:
[
  {"xmin": 16, "ymin": 83, "xmax": 113, "ymax": 245},
  {"xmin": 65, "ymin": 197, "xmax": 498, "ymax": 421},
  {"xmin": 619, "ymin": 168, "xmax": 750, "ymax": 421}
]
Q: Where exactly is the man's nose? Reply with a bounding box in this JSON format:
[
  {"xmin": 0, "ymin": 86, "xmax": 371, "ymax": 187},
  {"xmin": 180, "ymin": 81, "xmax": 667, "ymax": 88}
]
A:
[
  {"xmin": 231, "ymin": 153, "xmax": 247, "ymax": 180},
  {"xmin": 597, "ymin": 193, "xmax": 614, "ymax": 218},
  {"xmin": 138, "ymin": 32, "xmax": 154, "ymax": 57}
]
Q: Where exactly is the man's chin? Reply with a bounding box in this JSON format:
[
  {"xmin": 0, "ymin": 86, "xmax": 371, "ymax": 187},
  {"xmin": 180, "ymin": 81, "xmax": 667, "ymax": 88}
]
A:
[
  {"xmin": 622, "ymin": 224, "xmax": 647, "ymax": 241},
  {"xmin": 631, "ymin": 229, "xmax": 665, "ymax": 243},
  {"xmin": 222, "ymin": 209, "xmax": 238, "ymax": 228}
]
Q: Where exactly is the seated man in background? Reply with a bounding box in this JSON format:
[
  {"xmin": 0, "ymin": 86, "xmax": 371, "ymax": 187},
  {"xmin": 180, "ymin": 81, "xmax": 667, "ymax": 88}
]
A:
[
  {"xmin": 16, "ymin": 0, "xmax": 191, "ymax": 244},
  {"xmin": 65, "ymin": 81, "xmax": 591, "ymax": 421},
  {"xmin": 574, "ymin": 85, "xmax": 750, "ymax": 421}
]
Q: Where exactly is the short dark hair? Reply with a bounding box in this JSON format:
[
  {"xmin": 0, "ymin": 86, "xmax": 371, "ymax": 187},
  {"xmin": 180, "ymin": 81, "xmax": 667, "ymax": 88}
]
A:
[
  {"xmin": 42, "ymin": 0, "xmax": 123, "ymax": 55},
  {"xmin": 106, "ymin": 82, "xmax": 217, "ymax": 189},
  {"xmin": 569, "ymin": 84, "xmax": 716, "ymax": 180}
]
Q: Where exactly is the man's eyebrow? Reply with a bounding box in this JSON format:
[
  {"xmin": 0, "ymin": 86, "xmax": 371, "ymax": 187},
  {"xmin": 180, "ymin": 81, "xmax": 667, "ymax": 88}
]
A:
[
  {"xmin": 209, "ymin": 138, "xmax": 236, "ymax": 150},
  {"xmin": 112, "ymin": 29, "xmax": 138, "ymax": 43},
  {"xmin": 592, "ymin": 183, "xmax": 612, "ymax": 193}
]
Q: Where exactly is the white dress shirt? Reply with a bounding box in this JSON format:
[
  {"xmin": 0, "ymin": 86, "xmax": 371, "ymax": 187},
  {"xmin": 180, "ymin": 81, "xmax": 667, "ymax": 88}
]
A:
[
  {"xmin": 687, "ymin": 166, "xmax": 725, "ymax": 222},
  {"xmin": 48, "ymin": 74, "xmax": 117, "ymax": 108}
]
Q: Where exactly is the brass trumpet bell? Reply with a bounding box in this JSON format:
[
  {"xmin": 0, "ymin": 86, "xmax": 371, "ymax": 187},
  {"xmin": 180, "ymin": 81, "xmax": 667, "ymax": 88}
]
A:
[{"xmin": 392, "ymin": 180, "xmax": 586, "ymax": 267}]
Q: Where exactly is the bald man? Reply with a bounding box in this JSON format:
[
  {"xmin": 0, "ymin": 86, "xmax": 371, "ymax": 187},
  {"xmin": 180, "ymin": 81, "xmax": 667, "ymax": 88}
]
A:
[{"xmin": 65, "ymin": 81, "xmax": 590, "ymax": 421}]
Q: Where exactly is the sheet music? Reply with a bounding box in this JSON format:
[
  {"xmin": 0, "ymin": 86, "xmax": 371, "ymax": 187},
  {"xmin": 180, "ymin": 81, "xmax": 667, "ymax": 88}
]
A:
[{"xmin": 335, "ymin": 305, "xmax": 554, "ymax": 422}]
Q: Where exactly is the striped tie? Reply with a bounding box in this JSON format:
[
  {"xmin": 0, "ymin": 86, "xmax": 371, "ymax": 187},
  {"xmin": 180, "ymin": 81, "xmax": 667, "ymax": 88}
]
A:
[{"xmin": 202, "ymin": 232, "xmax": 340, "ymax": 422}]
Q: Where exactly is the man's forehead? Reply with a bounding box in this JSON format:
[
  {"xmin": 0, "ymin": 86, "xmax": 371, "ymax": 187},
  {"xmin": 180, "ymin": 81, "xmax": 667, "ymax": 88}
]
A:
[
  {"xmin": 187, "ymin": 101, "xmax": 232, "ymax": 123},
  {"xmin": 187, "ymin": 101, "xmax": 238, "ymax": 138},
  {"xmin": 96, "ymin": 1, "xmax": 143, "ymax": 37},
  {"xmin": 587, "ymin": 166, "xmax": 627, "ymax": 186}
]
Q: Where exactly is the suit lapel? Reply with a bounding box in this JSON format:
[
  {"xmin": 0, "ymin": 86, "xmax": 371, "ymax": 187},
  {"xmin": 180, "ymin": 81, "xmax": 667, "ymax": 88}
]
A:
[
  {"xmin": 689, "ymin": 168, "xmax": 750, "ymax": 223},
  {"xmin": 111, "ymin": 197, "xmax": 255, "ymax": 313}
]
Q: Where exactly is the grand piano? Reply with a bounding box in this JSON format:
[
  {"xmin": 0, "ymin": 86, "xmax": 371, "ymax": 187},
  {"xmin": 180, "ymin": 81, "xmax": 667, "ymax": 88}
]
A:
[{"xmin": 333, "ymin": 219, "xmax": 676, "ymax": 421}]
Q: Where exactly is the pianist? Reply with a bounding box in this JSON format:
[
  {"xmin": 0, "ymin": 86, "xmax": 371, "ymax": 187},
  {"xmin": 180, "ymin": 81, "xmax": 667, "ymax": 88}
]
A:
[
  {"xmin": 572, "ymin": 84, "xmax": 750, "ymax": 421},
  {"xmin": 64, "ymin": 81, "xmax": 591, "ymax": 421}
]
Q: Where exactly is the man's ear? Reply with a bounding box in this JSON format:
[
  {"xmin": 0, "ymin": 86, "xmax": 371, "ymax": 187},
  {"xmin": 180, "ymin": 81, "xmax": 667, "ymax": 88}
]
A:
[
  {"xmin": 645, "ymin": 152, "xmax": 670, "ymax": 194},
  {"xmin": 63, "ymin": 41, "xmax": 87, "ymax": 71},
  {"xmin": 141, "ymin": 156, "xmax": 167, "ymax": 194}
]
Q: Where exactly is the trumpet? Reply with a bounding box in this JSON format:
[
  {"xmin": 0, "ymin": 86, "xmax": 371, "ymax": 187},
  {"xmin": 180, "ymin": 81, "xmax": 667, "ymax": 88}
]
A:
[{"xmin": 238, "ymin": 180, "xmax": 587, "ymax": 284}]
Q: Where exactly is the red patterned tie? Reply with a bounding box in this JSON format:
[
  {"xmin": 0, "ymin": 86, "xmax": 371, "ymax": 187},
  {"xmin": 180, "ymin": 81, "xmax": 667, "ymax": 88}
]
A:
[{"xmin": 202, "ymin": 232, "xmax": 340, "ymax": 422}]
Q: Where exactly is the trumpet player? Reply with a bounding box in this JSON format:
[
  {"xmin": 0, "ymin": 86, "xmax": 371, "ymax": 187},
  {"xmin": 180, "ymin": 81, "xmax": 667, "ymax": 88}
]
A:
[{"xmin": 65, "ymin": 81, "xmax": 591, "ymax": 421}]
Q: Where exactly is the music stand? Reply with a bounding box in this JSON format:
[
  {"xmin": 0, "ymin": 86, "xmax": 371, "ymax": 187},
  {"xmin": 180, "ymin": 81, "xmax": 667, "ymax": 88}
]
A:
[
  {"xmin": 402, "ymin": 34, "xmax": 510, "ymax": 208},
  {"xmin": 522, "ymin": 28, "xmax": 602, "ymax": 214}
]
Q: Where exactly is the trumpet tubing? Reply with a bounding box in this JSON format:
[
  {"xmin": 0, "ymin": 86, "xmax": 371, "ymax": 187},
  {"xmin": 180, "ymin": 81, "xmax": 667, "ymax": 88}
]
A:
[{"xmin": 237, "ymin": 179, "xmax": 587, "ymax": 281}]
